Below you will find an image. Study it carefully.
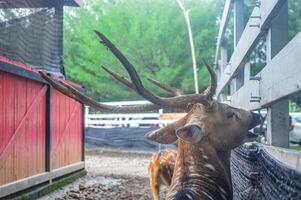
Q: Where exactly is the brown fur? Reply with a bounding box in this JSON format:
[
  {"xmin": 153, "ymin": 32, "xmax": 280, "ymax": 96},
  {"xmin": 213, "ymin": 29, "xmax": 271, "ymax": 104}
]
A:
[{"xmin": 146, "ymin": 102, "xmax": 261, "ymax": 200}]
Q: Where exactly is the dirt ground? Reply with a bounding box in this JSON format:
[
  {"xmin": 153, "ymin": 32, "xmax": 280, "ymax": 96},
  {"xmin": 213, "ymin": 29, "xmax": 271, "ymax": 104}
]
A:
[{"xmin": 38, "ymin": 147, "xmax": 168, "ymax": 200}]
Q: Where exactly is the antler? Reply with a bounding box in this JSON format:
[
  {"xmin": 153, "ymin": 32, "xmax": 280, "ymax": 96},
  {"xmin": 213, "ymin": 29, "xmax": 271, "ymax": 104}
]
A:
[
  {"xmin": 101, "ymin": 66, "xmax": 136, "ymax": 92},
  {"xmin": 40, "ymin": 31, "xmax": 217, "ymax": 113},
  {"xmin": 201, "ymin": 59, "xmax": 217, "ymax": 100},
  {"xmin": 147, "ymin": 78, "xmax": 182, "ymax": 96},
  {"xmin": 94, "ymin": 30, "xmax": 216, "ymax": 108},
  {"xmin": 101, "ymin": 66, "xmax": 182, "ymax": 96},
  {"xmin": 39, "ymin": 71, "xmax": 161, "ymax": 113}
]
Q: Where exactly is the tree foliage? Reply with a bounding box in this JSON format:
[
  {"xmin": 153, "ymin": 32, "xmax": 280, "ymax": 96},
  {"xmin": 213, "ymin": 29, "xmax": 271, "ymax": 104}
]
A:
[
  {"xmin": 64, "ymin": 0, "xmax": 223, "ymax": 101},
  {"xmin": 64, "ymin": 0, "xmax": 301, "ymax": 102}
]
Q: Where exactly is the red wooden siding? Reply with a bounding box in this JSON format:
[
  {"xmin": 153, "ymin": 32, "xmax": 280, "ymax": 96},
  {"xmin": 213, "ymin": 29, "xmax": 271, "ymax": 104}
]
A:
[
  {"xmin": 51, "ymin": 89, "xmax": 82, "ymax": 169},
  {"xmin": 0, "ymin": 71, "xmax": 46, "ymax": 185},
  {"xmin": 0, "ymin": 68, "xmax": 84, "ymax": 189}
]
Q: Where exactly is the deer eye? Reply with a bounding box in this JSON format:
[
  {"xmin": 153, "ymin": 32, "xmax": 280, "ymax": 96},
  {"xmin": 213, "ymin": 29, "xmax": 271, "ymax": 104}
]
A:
[{"xmin": 226, "ymin": 111, "xmax": 235, "ymax": 119}]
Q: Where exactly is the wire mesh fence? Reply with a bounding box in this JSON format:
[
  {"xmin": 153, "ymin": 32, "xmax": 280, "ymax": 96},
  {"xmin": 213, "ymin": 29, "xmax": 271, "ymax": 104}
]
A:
[
  {"xmin": 0, "ymin": 0, "xmax": 64, "ymax": 75},
  {"xmin": 231, "ymin": 144, "xmax": 301, "ymax": 200}
]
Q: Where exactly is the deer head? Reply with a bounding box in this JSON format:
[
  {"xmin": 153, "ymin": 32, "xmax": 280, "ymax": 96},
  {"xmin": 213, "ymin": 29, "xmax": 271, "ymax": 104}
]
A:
[
  {"xmin": 39, "ymin": 31, "xmax": 261, "ymax": 200},
  {"xmin": 146, "ymin": 102, "xmax": 260, "ymax": 150}
]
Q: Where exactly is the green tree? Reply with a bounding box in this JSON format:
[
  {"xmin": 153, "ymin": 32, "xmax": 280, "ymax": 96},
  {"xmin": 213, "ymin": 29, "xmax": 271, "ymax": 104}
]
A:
[{"xmin": 64, "ymin": 0, "xmax": 223, "ymax": 101}]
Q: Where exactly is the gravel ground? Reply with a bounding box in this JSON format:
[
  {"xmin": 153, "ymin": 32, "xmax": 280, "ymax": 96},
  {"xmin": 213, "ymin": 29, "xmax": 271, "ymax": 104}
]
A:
[{"xmin": 38, "ymin": 147, "xmax": 168, "ymax": 200}]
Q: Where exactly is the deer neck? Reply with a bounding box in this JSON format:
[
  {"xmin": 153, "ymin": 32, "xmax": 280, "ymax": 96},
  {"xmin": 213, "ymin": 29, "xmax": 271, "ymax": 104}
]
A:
[
  {"xmin": 167, "ymin": 140, "xmax": 233, "ymax": 200},
  {"xmin": 216, "ymin": 149, "xmax": 232, "ymax": 187}
]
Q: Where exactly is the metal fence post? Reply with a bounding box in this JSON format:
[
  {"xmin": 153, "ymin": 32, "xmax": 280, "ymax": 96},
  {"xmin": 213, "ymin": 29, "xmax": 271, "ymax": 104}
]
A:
[
  {"xmin": 82, "ymin": 104, "xmax": 86, "ymax": 161},
  {"xmin": 55, "ymin": 0, "xmax": 65, "ymax": 77},
  {"xmin": 266, "ymin": 1, "xmax": 289, "ymax": 148},
  {"xmin": 45, "ymin": 86, "xmax": 52, "ymax": 184}
]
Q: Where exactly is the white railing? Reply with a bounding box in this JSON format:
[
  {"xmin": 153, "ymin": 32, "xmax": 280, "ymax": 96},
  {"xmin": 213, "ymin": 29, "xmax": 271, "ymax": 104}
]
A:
[
  {"xmin": 85, "ymin": 113, "xmax": 175, "ymax": 128},
  {"xmin": 84, "ymin": 100, "xmax": 176, "ymax": 128}
]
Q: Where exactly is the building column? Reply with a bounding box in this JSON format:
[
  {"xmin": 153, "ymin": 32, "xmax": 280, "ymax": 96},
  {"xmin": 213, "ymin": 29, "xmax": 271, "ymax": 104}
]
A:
[{"xmin": 266, "ymin": 2, "xmax": 289, "ymax": 148}]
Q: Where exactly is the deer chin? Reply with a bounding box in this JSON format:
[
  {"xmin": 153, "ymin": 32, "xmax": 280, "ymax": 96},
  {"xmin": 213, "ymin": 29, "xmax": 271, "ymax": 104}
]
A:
[
  {"xmin": 244, "ymin": 131, "xmax": 260, "ymax": 143},
  {"xmin": 248, "ymin": 112, "xmax": 262, "ymax": 130}
]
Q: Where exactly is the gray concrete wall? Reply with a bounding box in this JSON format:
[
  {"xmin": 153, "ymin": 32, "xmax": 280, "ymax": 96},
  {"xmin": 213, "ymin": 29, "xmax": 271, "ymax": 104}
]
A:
[{"xmin": 263, "ymin": 145, "xmax": 301, "ymax": 172}]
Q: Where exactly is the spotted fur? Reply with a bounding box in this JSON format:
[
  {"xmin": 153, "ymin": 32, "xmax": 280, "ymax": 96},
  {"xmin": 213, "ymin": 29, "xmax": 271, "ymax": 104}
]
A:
[
  {"xmin": 148, "ymin": 149, "xmax": 177, "ymax": 200},
  {"xmin": 166, "ymin": 140, "xmax": 232, "ymax": 200}
]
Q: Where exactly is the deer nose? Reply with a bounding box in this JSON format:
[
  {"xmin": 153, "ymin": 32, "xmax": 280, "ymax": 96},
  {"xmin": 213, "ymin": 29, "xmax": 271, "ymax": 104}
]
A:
[{"xmin": 248, "ymin": 112, "xmax": 261, "ymax": 130}]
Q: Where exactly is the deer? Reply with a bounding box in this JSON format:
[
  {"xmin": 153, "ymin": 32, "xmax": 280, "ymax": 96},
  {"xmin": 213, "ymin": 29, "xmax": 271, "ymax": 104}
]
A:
[
  {"xmin": 143, "ymin": 80, "xmax": 182, "ymax": 200},
  {"xmin": 148, "ymin": 148, "xmax": 177, "ymax": 200},
  {"xmin": 39, "ymin": 30, "xmax": 261, "ymax": 200}
]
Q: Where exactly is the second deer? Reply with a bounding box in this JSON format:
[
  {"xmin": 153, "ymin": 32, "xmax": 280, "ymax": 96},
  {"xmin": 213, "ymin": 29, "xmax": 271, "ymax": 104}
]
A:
[{"xmin": 148, "ymin": 149, "xmax": 176, "ymax": 200}]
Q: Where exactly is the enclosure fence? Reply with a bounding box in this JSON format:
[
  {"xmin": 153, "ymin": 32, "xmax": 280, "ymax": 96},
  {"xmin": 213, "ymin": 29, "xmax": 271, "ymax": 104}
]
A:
[
  {"xmin": 85, "ymin": 101, "xmax": 186, "ymax": 128},
  {"xmin": 215, "ymin": 0, "xmax": 301, "ymax": 199},
  {"xmin": 216, "ymin": 0, "xmax": 301, "ymax": 147},
  {"xmin": 231, "ymin": 144, "xmax": 301, "ymax": 200},
  {"xmin": 0, "ymin": 0, "xmax": 65, "ymax": 76}
]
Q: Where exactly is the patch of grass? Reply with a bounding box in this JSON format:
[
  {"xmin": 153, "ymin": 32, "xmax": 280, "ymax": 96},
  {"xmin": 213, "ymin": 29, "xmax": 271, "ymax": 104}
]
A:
[
  {"xmin": 10, "ymin": 170, "xmax": 86, "ymax": 200},
  {"xmin": 291, "ymin": 146, "xmax": 301, "ymax": 151}
]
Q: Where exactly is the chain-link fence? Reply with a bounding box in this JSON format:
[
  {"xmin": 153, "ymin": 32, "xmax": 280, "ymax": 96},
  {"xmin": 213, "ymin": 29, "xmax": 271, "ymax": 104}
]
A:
[{"xmin": 231, "ymin": 144, "xmax": 301, "ymax": 200}]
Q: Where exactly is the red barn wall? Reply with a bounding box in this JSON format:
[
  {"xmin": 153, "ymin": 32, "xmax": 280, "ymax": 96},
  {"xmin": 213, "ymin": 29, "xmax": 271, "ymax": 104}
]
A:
[
  {"xmin": 0, "ymin": 71, "xmax": 46, "ymax": 185},
  {"xmin": 51, "ymin": 89, "xmax": 83, "ymax": 169},
  {"xmin": 0, "ymin": 70, "xmax": 84, "ymax": 187}
]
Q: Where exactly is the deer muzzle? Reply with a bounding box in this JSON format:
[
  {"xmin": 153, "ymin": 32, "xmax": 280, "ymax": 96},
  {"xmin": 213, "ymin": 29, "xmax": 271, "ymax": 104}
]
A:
[{"xmin": 248, "ymin": 112, "xmax": 261, "ymax": 130}]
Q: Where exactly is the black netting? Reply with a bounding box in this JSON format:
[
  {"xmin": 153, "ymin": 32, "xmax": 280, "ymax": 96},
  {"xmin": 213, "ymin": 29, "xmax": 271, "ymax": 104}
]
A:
[
  {"xmin": 231, "ymin": 144, "xmax": 301, "ymax": 200},
  {"xmin": 0, "ymin": 0, "xmax": 64, "ymax": 76}
]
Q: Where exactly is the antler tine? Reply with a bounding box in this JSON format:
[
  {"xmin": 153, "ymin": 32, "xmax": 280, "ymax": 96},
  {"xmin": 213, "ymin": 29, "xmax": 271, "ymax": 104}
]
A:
[
  {"xmin": 101, "ymin": 66, "xmax": 136, "ymax": 91},
  {"xmin": 39, "ymin": 71, "xmax": 161, "ymax": 113},
  {"xmin": 95, "ymin": 30, "xmax": 166, "ymax": 105},
  {"xmin": 201, "ymin": 59, "xmax": 217, "ymax": 99},
  {"xmin": 39, "ymin": 71, "xmax": 81, "ymax": 100},
  {"xmin": 95, "ymin": 30, "xmax": 211, "ymax": 108},
  {"xmin": 147, "ymin": 78, "xmax": 182, "ymax": 96},
  {"xmin": 101, "ymin": 66, "xmax": 181, "ymax": 96},
  {"xmin": 102, "ymin": 66, "xmax": 181, "ymax": 97}
]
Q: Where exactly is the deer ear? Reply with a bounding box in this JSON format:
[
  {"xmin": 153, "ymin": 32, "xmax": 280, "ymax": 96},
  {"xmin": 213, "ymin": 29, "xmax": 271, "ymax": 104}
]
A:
[
  {"xmin": 176, "ymin": 124, "xmax": 205, "ymax": 144},
  {"xmin": 145, "ymin": 123, "xmax": 177, "ymax": 144}
]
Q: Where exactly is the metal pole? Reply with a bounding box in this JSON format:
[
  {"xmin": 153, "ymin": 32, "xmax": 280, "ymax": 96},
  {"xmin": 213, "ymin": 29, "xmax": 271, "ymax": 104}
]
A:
[
  {"xmin": 82, "ymin": 104, "xmax": 86, "ymax": 161},
  {"xmin": 45, "ymin": 86, "xmax": 52, "ymax": 173},
  {"xmin": 176, "ymin": 0, "xmax": 199, "ymax": 94}
]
